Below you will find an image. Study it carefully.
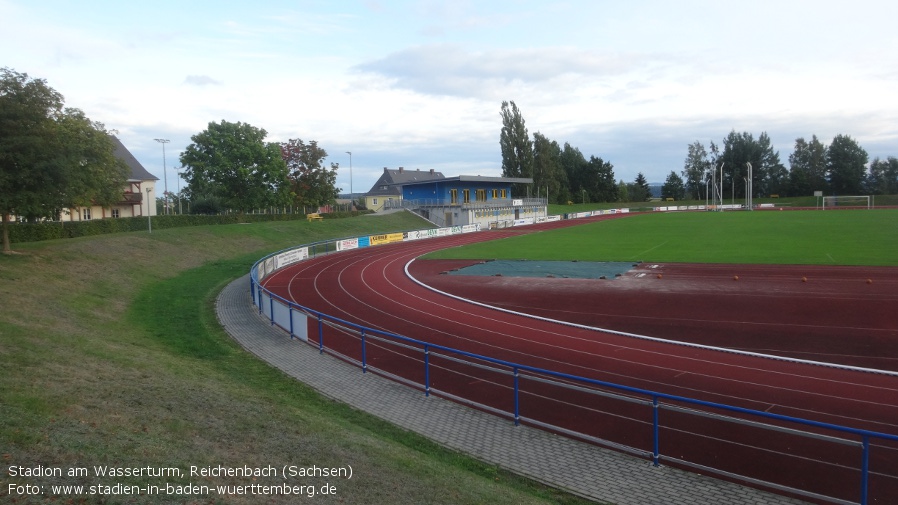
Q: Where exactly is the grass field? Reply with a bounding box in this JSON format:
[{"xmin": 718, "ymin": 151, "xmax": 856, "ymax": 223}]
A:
[
  {"xmin": 426, "ymin": 209, "xmax": 898, "ymax": 266},
  {"xmin": 0, "ymin": 214, "xmax": 592, "ymax": 505}
]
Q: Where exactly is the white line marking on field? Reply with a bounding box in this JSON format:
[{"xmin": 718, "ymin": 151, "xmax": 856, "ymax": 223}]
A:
[
  {"xmin": 633, "ymin": 241, "xmax": 668, "ymax": 259},
  {"xmin": 826, "ymin": 253, "xmax": 835, "ymax": 263}
]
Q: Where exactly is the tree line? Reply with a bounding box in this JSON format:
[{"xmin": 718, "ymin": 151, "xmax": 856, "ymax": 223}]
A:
[
  {"xmin": 675, "ymin": 132, "xmax": 896, "ymax": 201},
  {"xmin": 500, "ymin": 101, "xmax": 652, "ymax": 204},
  {"xmin": 0, "ymin": 68, "xmax": 341, "ymax": 252},
  {"xmin": 1, "ymin": 68, "xmax": 130, "ymax": 253},
  {"xmin": 179, "ymin": 120, "xmax": 340, "ymax": 215}
]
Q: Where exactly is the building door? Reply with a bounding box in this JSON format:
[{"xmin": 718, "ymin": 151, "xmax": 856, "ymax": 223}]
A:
[
  {"xmin": 514, "ymin": 209, "xmax": 520, "ymax": 220},
  {"xmin": 445, "ymin": 212, "xmax": 453, "ymax": 226}
]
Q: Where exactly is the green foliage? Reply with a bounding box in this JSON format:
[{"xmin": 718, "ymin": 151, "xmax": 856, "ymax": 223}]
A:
[
  {"xmin": 499, "ymin": 100, "xmax": 533, "ymax": 182},
  {"xmin": 682, "ymin": 141, "xmax": 709, "ymax": 199},
  {"xmin": 788, "ymin": 135, "xmax": 828, "ymax": 196},
  {"xmin": 827, "ymin": 134, "xmax": 869, "ymax": 195},
  {"xmin": 661, "ymin": 171, "xmax": 686, "ymax": 200},
  {"xmin": 629, "ymin": 172, "xmax": 651, "ymax": 202},
  {"xmin": 0, "ymin": 67, "xmax": 128, "ymax": 252},
  {"xmin": 866, "ymin": 157, "xmax": 898, "ymax": 195},
  {"xmin": 180, "ymin": 120, "xmax": 291, "ymax": 213},
  {"xmin": 6, "ymin": 213, "xmax": 311, "ymax": 244},
  {"xmin": 281, "ymin": 138, "xmax": 340, "ymax": 208}
]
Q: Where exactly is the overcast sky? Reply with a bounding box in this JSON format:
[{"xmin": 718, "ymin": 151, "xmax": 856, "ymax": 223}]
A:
[{"xmin": 3, "ymin": 0, "xmax": 897, "ymax": 195}]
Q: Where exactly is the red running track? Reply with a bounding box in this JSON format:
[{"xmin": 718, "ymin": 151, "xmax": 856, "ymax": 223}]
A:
[{"xmin": 260, "ymin": 215, "xmax": 898, "ymax": 504}]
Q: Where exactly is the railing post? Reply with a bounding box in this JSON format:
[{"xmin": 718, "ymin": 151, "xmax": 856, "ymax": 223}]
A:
[
  {"xmin": 861, "ymin": 435, "xmax": 870, "ymax": 505},
  {"xmin": 424, "ymin": 345, "xmax": 430, "ymax": 397},
  {"xmin": 288, "ymin": 305, "xmax": 294, "ymax": 339},
  {"xmin": 652, "ymin": 395, "xmax": 660, "ymax": 467},
  {"xmin": 268, "ymin": 297, "xmax": 275, "ymax": 326},
  {"xmin": 513, "ymin": 367, "xmax": 520, "ymax": 426},
  {"xmin": 317, "ymin": 315, "xmax": 324, "ymax": 354},
  {"xmin": 361, "ymin": 329, "xmax": 367, "ymax": 373}
]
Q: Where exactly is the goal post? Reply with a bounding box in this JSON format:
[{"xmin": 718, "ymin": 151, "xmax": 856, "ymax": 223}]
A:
[{"xmin": 822, "ymin": 195, "xmax": 871, "ymax": 209}]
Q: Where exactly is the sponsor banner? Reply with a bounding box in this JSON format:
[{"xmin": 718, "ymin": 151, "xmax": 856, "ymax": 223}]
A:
[
  {"xmin": 358, "ymin": 236, "xmax": 370, "ymax": 248},
  {"xmin": 513, "ymin": 218, "xmax": 535, "ymax": 226},
  {"xmin": 256, "ymin": 262, "xmax": 267, "ymax": 281},
  {"xmin": 436, "ymin": 227, "xmax": 452, "ymax": 237},
  {"xmin": 336, "ymin": 238, "xmax": 359, "ymax": 251},
  {"xmin": 264, "ymin": 257, "xmax": 275, "ymax": 276},
  {"xmin": 759, "ymin": 203, "xmax": 775, "ymax": 208},
  {"xmin": 547, "ymin": 215, "xmax": 562, "ymax": 222},
  {"xmin": 406, "ymin": 228, "xmax": 440, "ymax": 241},
  {"xmin": 370, "ymin": 232, "xmax": 404, "ymax": 246},
  {"xmin": 275, "ymin": 247, "xmax": 308, "ymax": 269},
  {"xmin": 450, "ymin": 226, "xmax": 463, "ymax": 235},
  {"xmin": 461, "ymin": 224, "xmax": 480, "ymax": 233}
]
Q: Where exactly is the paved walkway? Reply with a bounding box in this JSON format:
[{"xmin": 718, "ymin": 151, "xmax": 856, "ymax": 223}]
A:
[{"xmin": 216, "ymin": 275, "xmax": 807, "ymax": 505}]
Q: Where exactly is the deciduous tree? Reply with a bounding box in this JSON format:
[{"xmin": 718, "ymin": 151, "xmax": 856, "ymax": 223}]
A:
[
  {"xmin": 827, "ymin": 134, "xmax": 868, "ymax": 195},
  {"xmin": 0, "ymin": 68, "xmax": 128, "ymax": 253},
  {"xmin": 281, "ymin": 138, "xmax": 339, "ymax": 210},
  {"xmin": 499, "ymin": 100, "xmax": 533, "ymax": 194},
  {"xmin": 682, "ymin": 141, "xmax": 709, "ymax": 199},
  {"xmin": 661, "ymin": 171, "xmax": 686, "ymax": 200},
  {"xmin": 180, "ymin": 120, "xmax": 290, "ymax": 214}
]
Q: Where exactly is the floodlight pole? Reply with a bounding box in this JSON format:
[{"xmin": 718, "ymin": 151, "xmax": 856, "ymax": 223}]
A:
[
  {"xmin": 345, "ymin": 151, "xmax": 353, "ymax": 205},
  {"xmin": 154, "ymin": 139, "xmax": 170, "ymax": 215}
]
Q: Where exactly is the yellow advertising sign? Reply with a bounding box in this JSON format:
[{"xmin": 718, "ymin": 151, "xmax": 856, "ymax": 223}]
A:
[{"xmin": 369, "ymin": 233, "xmax": 404, "ymax": 246}]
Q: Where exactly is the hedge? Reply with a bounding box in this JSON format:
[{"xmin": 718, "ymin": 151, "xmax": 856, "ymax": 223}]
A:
[{"xmin": 6, "ymin": 210, "xmax": 374, "ymax": 244}]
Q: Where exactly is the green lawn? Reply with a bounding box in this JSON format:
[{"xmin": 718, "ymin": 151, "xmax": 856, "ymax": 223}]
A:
[
  {"xmin": 427, "ymin": 209, "xmax": 898, "ymax": 266},
  {"xmin": 0, "ymin": 214, "xmax": 594, "ymax": 505}
]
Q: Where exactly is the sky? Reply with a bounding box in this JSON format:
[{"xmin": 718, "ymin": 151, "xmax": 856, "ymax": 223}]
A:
[{"xmin": 3, "ymin": 0, "xmax": 897, "ymax": 195}]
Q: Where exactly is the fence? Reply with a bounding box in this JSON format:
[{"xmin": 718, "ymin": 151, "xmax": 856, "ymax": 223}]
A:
[{"xmin": 249, "ymin": 225, "xmax": 898, "ymax": 505}]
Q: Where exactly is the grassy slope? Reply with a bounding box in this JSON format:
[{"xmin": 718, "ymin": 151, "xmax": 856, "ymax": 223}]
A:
[
  {"xmin": 0, "ymin": 214, "xmax": 593, "ymax": 505},
  {"xmin": 427, "ymin": 209, "xmax": 898, "ymax": 266}
]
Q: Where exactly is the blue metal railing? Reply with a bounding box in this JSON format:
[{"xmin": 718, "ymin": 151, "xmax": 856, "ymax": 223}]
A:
[{"xmin": 249, "ymin": 233, "xmax": 898, "ymax": 505}]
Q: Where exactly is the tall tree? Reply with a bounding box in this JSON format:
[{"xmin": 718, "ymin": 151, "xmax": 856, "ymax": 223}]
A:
[
  {"xmin": 629, "ymin": 172, "xmax": 651, "ymax": 202},
  {"xmin": 661, "ymin": 171, "xmax": 686, "ymax": 200},
  {"xmin": 788, "ymin": 136, "xmax": 828, "ymax": 196},
  {"xmin": 560, "ymin": 142, "xmax": 588, "ymax": 201},
  {"xmin": 584, "ymin": 156, "xmax": 617, "ymax": 202},
  {"xmin": 531, "ymin": 132, "xmax": 567, "ymax": 204},
  {"xmin": 682, "ymin": 141, "xmax": 709, "ymax": 200},
  {"xmin": 180, "ymin": 120, "xmax": 290, "ymax": 214},
  {"xmin": 617, "ymin": 179, "xmax": 629, "ymax": 203},
  {"xmin": 826, "ymin": 134, "xmax": 868, "ymax": 195},
  {"xmin": 499, "ymin": 100, "xmax": 533, "ymax": 195},
  {"xmin": 0, "ymin": 68, "xmax": 128, "ymax": 253},
  {"xmin": 865, "ymin": 157, "xmax": 898, "ymax": 195},
  {"xmin": 281, "ymin": 138, "xmax": 339, "ymax": 210},
  {"xmin": 716, "ymin": 130, "xmax": 785, "ymax": 200}
]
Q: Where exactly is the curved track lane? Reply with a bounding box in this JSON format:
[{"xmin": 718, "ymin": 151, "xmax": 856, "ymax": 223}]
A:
[{"xmin": 260, "ymin": 217, "xmax": 898, "ymax": 503}]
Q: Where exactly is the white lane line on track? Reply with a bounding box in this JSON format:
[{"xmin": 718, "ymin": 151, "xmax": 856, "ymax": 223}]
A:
[{"xmin": 262, "ymin": 235, "xmax": 898, "ymax": 431}]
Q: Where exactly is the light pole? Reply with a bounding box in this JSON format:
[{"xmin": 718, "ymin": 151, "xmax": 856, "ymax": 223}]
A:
[
  {"xmin": 345, "ymin": 151, "xmax": 353, "ymax": 208},
  {"xmin": 176, "ymin": 166, "xmax": 182, "ymax": 215},
  {"xmin": 154, "ymin": 139, "xmax": 170, "ymax": 215},
  {"xmin": 145, "ymin": 187, "xmax": 152, "ymax": 233}
]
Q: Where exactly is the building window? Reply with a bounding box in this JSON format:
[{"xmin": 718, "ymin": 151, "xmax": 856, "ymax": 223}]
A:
[
  {"xmin": 463, "ymin": 189, "xmax": 470, "ymax": 204},
  {"xmin": 476, "ymin": 189, "xmax": 486, "ymax": 202},
  {"xmin": 450, "ymin": 189, "xmax": 458, "ymax": 205},
  {"xmin": 82, "ymin": 208, "xmax": 91, "ymax": 221},
  {"xmin": 111, "ymin": 209, "xmax": 120, "ymax": 218},
  {"xmin": 373, "ymin": 198, "xmax": 378, "ymax": 206}
]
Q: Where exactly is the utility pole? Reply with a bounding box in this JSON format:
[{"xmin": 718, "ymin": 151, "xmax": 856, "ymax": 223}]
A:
[{"xmin": 154, "ymin": 139, "xmax": 170, "ymax": 215}]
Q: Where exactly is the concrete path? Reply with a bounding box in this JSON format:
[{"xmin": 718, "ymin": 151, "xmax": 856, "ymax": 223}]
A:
[{"xmin": 216, "ymin": 275, "xmax": 807, "ymax": 505}]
